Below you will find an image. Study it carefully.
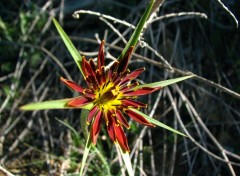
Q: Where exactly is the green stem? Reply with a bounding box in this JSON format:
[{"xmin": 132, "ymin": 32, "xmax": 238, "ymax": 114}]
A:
[{"xmin": 80, "ymin": 109, "xmax": 90, "ymax": 140}]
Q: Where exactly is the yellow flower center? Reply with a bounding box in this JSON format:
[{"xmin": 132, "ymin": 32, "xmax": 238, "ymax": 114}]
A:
[{"xmin": 94, "ymin": 81, "xmax": 122, "ymax": 110}]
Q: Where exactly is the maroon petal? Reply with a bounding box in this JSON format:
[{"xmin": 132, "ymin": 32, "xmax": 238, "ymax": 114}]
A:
[
  {"xmin": 107, "ymin": 69, "xmax": 113, "ymax": 81},
  {"xmin": 91, "ymin": 110, "xmax": 102, "ymax": 144},
  {"xmin": 123, "ymin": 87, "xmax": 160, "ymax": 96},
  {"xmin": 84, "ymin": 57, "xmax": 95, "ymax": 76},
  {"xmin": 122, "ymin": 99, "xmax": 147, "ymax": 108},
  {"xmin": 97, "ymin": 40, "xmax": 105, "ymax": 70},
  {"xmin": 89, "ymin": 58, "xmax": 96, "ymax": 72},
  {"xmin": 109, "ymin": 61, "xmax": 119, "ymax": 73},
  {"xmin": 119, "ymin": 68, "xmax": 145, "ymax": 85},
  {"xmin": 112, "ymin": 74, "xmax": 122, "ymax": 85},
  {"xmin": 106, "ymin": 115, "xmax": 130, "ymax": 152},
  {"xmin": 115, "ymin": 110, "xmax": 130, "ymax": 129},
  {"xmin": 120, "ymin": 82, "xmax": 139, "ymax": 92},
  {"xmin": 95, "ymin": 69, "xmax": 103, "ymax": 86},
  {"xmin": 85, "ymin": 76, "xmax": 97, "ymax": 89},
  {"xmin": 117, "ymin": 46, "xmax": 134, "ymax": 73},
  {"xmin": 67, "ymin": 96, "xmax": 91, "ymax": 107},
  {"xmin": 87, "ymin": 106, "xmax": 99, "ymax": 124},
  {"xmin": 114, "ymin": 125, "xmax": 130, "ymax": 152},
  {"xmin": 124, "ymin": 109, "xmax": 155, "ymax": 127},
  {"xmin": 112, "ymin": 72, "xmax": 119, "ymax": 84},
  {"xmin": 108, "ymin": 109, "xmax": 118, "ymax": 124},
  {"xmin": 100, "ymin": 66, "xmax": 106, "ymax": 85},
  {"xmin": 83, "ymin": 91, "xmax": 96, "ymax": 99},
  {"xmin": 81, "ymin": 56, "xmax": 90, "ymax": 76},
  {"xmin": 60, "ymin": 77, "xmax": 85, "ymax": 93},
  {"xmin": 107, "ymin": 118, "xmax": 116, "ymax": 142}
]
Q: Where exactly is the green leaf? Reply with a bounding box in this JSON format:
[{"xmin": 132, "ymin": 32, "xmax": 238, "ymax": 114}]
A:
[
  {"xmin": 55, "ymin": 118, "xmax": 81, "ymax": 142},
  {"xmin": 130, "ymin": 108, "xmax": 187, "ymax": 136},
  {"xmin": 135, "ymin": 75, "xmax": 194, "ymax": 89},
  {"xmin": 20, "ymin": 99, "xmax": 93, "ymax": 111},
  {"xmin": 80, "ymin": 109, "xmax": 89, "ymax": 139},
  {"xmin": 116, "ymin": 143, "xmax": 134, "ymax": 176},
  {"xmin": 52, "ymin": 18, "xmax": 84, "ymax": 76},
  {"xmin": 80, "ymin": 132, "xmax": 92, "ymax": 176},
  {"xmin": 117, "ymin": 0, "xmax": 154, "ymax": 61}
]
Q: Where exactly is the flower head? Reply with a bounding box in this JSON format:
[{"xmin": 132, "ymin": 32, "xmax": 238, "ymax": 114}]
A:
[{"xmin": 61, "ymin": 41, "xmax": 160, "ymax": 152}]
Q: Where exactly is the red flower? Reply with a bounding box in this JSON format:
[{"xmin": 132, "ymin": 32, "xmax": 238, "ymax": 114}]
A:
[{"xmin": 61, "ymin": 41, "xmax": 160, "ymax": 152}]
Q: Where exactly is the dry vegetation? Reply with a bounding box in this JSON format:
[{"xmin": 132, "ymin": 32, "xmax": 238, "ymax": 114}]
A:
[{"xmin": 0, "ymin": 0, "xmax": 240, "ymax": 175}]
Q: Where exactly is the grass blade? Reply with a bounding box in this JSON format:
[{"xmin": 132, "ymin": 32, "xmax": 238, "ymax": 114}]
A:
[{"xmin": 55, "ymin": 117, "xmax": 81, "ymax": 142}]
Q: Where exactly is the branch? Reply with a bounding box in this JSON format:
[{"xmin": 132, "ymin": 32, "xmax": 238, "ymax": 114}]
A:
[
  {"xmin": 72, "ymin": 10, "xmax": 135, "ymax": 29},
  {"xmin": 216, "ymin": 0, "xmax": 238, "ymax": 28},
  {"xmin": 0, "ymin": 166, "xmax": 15, "ymax": 176},
  {"xmin": 133, "ymin": 52, "xmax": 240, "ymax": 100}
]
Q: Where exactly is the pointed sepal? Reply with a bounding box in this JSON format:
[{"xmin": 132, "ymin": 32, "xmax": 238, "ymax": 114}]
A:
[
  {"xmin": 20, "ymin": 99, "xmax": 93, "ymax": 111},
  {"xmin": 52, "ymin": 18, "xmax": 84, "ymax": 76},
  {"xmin": 130, "ymin": 108, "xmax": 187, "ymax": 136}
]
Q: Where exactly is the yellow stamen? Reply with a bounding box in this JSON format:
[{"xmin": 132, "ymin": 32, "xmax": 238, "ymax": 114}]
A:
[{"xmin": 94, "ymin": 80, "xmax": 123, "ymax": 112}]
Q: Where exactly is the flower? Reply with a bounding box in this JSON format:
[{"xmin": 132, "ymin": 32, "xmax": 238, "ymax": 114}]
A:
[{"xmin": 60, "ymin": 41, "xmax": 160, "ymax": 152}]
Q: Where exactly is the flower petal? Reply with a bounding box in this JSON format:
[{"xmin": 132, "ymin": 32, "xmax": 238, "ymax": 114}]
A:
[
  {"xmin": 60, "ymin": 77, "xmax": 85, "ymax": 93},
  {"xmin": 120, "ymin": 82, "xmax": 139, "ymax": 92},
  {"xmin": 109, "ymin": 61, "xmax": 119, "ymax": 73},
  {"xmin": 81, "ymin": 56, "xmax": 90, "ymax": 76},
  {"xmin": 83, "ymin": 90, "xmax": 96, "ymax": 99},
  {"xmin": 115, "ymin": 110, "xmax": 130, "ymax": 129},
  {"xmin": 85, "ymin": 76, "xmax": 97, "ymax": 89},
  {"xmin": 89, "ymin": 58, "xmax": 96, "ymax": 72},
  {"xmin": 119, "ymin": 68, "xmax": 145, "ymax": 85},
  {"xmin": 114, "ymin": 124, "xmax": 130, "ymax": 152},
  {"xmin": 100, "ymin": 66, "xmax": 106, "ymax": 85},
  {"xmin": 124, "ymin": 109, "xmax": 155, "ymax": 127},
  {"xmin": 107, "ymin": 117, "xmax": 116, "ymax": 142},
  {"xmin": 61, "ymin": 76, "xmax": 96, "ymax": 99},
  {"xmin": 98, "ymin": 40, "xmax": 105, "ymax": 70},
  {"xmin": 123, "ymin": 87, "xmax": 160, "ymax": 96},
  {"xmin": 67, "ymin": 96, "xmax": 91, "ymax": 107},
  {"xmin": 87, "ymin": 106, "xmax": 99, "ymax": 124},
  {"xmin": 91, "ymin": 110, "xmax": 102, "ymax": 144},
  {"xmin": 95, "ymin": 69, "xmax": 104, "ymax": 86},
  {"xmin": 122, "ymin": 99, "xmax": 147, "ymax": 108},
  {"xmin": 82, "ymin": 56, "xmax": 96, "ymax": 77},
  {"xmin": 112, "ymin": 73, "xmax": 122, "ymax": 85},
  {"xmin": 106, "ymin": 114, "xmax": 130, "ymax": 152},
  {"xmin": 117, "ymin": 46, "xmax": 134, "ymax": 73}
]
